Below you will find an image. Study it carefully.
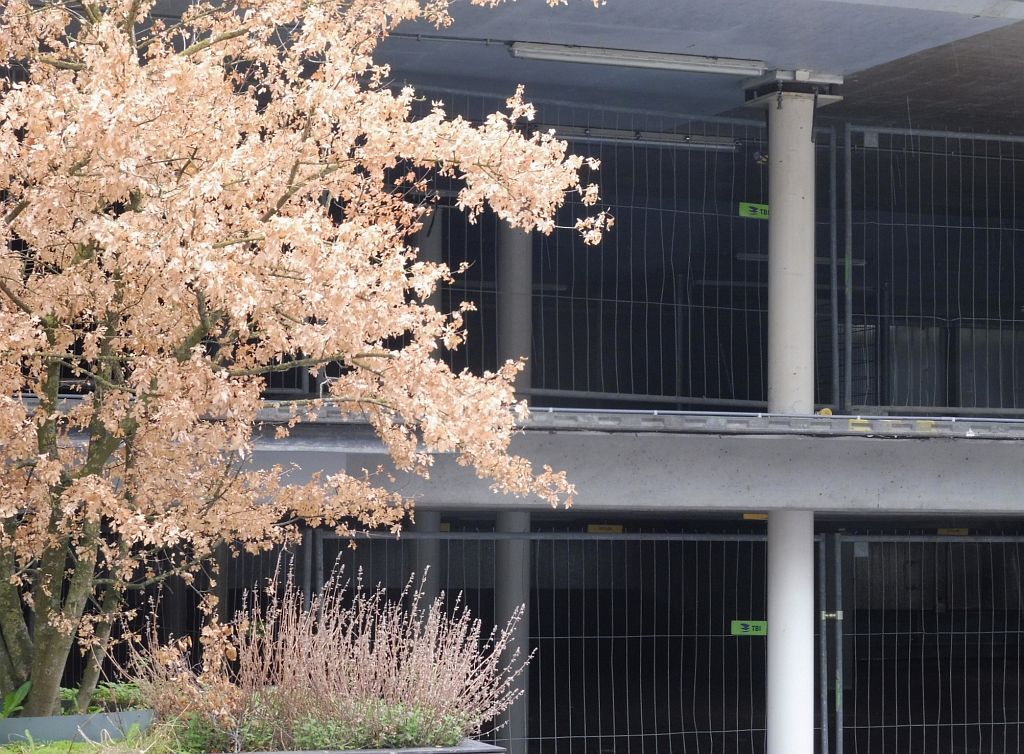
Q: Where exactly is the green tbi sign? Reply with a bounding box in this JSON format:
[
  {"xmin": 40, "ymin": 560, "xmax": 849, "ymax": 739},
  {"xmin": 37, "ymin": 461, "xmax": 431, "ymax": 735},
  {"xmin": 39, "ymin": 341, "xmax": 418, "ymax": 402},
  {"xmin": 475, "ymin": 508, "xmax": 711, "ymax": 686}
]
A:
[
  {"xmin": 731, "ymin": 620, "xmax": 768, "ymax": 636},
  {"xmin": 738, "ymin": 202, "xmax": 769, "ymax": 220}
]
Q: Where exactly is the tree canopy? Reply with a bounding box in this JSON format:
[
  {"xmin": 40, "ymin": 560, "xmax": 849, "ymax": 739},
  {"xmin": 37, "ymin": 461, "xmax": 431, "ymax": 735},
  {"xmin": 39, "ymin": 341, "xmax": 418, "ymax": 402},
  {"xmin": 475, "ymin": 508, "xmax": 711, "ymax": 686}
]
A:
[{"xmin": 0, "ymin": 0, "xmax": 606, "ymax": 715}]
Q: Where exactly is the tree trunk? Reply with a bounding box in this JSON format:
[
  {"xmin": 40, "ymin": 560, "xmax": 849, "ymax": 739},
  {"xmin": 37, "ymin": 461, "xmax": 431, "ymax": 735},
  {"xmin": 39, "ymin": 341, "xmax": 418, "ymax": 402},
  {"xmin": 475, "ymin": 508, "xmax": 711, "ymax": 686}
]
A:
[
  {"xmin": 21, "ymin": 544, "xmax": 67, "ymax": 717},
  {"xmin": 21, "ymin": 627, "xmax": 67, "ymax": 716},
  {"xmin": 0, "ymin": 643, "xmax": 17, "ymax": 698},
  {"xmin": 0, "ymin": 548, "xmax": 31, "ymax": 694},
  {"xmin": 22, "ymin": 527, "xmax": 99, "ymax": 717},
  {"xmin": 75, "ymin": 588, "xmax": 121, "ymax": 713}
]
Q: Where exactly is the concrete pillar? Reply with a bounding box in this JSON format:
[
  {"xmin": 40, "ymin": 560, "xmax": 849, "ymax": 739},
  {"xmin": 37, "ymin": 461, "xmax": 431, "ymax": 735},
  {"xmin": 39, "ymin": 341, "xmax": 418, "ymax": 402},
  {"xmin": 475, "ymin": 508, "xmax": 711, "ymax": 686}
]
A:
[
  {"xmin": 495, "ymin": 511, "xmax": 530, "ymax": 754},
  {"xmin": 495, "ymin": 225, "xmax": 533, "ymax": 747},
  {"xmin": 766, "ymin": 509, "xmax": 816, "ymax": 754},
  {"xmin": 764, "ymin": 91, "xmax": 820, "ymax": 754},
  {"xmin": 413, "ymin": 510, "xmax": 442, "ymax": 613},
  {"xmin": 300, "ymin": 527, "xmax": 314, "ymax": 610},
  {"xmin": 767, "ymin": 92, "xmax": 817, "ymax": 415},
  {"xmin": 416, "ymin": 208, "xmax": 445, "ymax": 312},
  {"xmin": 497, "ymin": 226, "xmax": 533, "ymax": 396}
]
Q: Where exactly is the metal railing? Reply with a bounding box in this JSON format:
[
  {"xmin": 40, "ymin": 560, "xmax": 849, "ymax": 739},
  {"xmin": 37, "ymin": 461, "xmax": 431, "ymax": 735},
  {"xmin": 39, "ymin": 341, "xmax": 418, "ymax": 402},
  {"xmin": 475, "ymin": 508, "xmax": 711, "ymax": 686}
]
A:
[{"xmin": 244, "ymin": 97, "xmax": 1024, "ymax": 422}]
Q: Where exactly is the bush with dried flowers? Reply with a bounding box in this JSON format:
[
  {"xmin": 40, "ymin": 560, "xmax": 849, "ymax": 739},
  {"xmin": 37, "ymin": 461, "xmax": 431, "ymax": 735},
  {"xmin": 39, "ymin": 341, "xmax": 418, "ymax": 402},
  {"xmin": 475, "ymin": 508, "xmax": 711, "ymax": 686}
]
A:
[{"xmin": 130, "ymin": 570, "xmax": 527, "ymax": 752}]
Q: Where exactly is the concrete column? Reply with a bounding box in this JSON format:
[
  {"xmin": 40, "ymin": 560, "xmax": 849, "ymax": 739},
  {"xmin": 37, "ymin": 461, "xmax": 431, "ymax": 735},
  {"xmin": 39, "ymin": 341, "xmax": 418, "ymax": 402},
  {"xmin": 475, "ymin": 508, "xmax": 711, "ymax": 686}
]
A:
[
  {"xmin": 764, "ymin": 91, "xmax": 819, "ymax": 754},
  {"xmin": 413, "ymin": 510, "xmax": 442, "ymax": 613},
  {"xmin": 497, "ymin": 226, "xmax": 533, "ymax": 396},
  {"xmin": 416, "ymin": 208, "xmax": 445, "ymax": 312},
  {"xmin": 767, "ymin": 92, "xmax": 817, "ymax": 415},
  {"xmin": 300, "ymin": 527, "xmax": 314, "ymax": 610},
  {"xmin": 495, "ymin": 511, "xmax": 530, "ymax": 754},
  {"xmin": 767, "ymin": 509, "xmax": 815, "ymax": 754}
]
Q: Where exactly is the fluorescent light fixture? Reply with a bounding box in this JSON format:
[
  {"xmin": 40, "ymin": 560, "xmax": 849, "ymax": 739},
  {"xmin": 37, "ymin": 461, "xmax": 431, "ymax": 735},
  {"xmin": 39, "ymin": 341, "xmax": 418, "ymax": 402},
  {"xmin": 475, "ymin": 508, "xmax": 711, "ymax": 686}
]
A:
[
  {"xmin": 510, "ymin": 42, "xmax": 766, "ymax": 77},
  {"xmin": 543, "ymin": 125, "xmax": 738, "ymax": 152}
]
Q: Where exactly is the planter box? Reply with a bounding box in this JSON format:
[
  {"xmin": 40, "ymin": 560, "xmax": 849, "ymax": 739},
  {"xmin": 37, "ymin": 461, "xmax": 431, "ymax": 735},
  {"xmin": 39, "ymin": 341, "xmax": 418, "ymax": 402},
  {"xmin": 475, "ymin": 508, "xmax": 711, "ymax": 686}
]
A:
[
  {"xmin": 0, "ymin": 709, "xmax": 154, "ymax": 743},
  {"xmin": 251, "ymin": 740, "xmax": 505, "ymax": 754}
]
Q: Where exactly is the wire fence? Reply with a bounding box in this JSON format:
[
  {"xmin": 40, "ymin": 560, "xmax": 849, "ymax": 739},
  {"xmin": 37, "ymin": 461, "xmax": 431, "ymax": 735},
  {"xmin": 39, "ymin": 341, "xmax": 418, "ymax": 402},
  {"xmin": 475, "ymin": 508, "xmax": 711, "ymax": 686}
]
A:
[
  {"xmin": 102, "ymin": 525, "xmax": 1024, "ymax": 754},
  {"xmin": 845, "ymin": 127, "xmax": 1024, "ymax": 415},
  {"xmin": 312, "ymin": 528, "xmax": 827, "ymax": 754},
  {"xmin": 32, "ymin": 81, "xmax": 1024, "ymax": 418},
  {"xmin": 411, "ymin": 88, "xmax": 839, "ymax": 413},
  {"xmin": 835, "ymin": 535, "xmax": 1024, "ymax": 754},
  {"xmin": 247, "ymin": 97, "xmax": 1024, "ymax": 419}
]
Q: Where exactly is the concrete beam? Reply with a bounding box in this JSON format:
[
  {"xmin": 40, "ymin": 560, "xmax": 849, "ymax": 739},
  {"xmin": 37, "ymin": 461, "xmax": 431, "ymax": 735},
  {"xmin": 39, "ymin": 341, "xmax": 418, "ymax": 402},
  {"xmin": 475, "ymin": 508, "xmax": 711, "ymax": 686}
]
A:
[{"xmin": 251, "ymin": 429, "xmax": 1024, "ymax": 514}]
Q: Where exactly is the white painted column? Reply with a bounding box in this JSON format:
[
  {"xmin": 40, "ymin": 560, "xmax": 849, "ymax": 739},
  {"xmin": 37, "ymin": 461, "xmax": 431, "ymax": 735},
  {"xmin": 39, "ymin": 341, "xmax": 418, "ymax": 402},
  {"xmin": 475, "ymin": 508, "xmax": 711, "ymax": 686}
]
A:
[
  {"xmin": 497, "ymin": 226, "xmax": 533, "ymax": 397},
  {"xmin": 767, "ymin": 92, "xmax": 817, "ymax": 415},
  {"xmin": 765, "ymin": 91, "xmax": 819, "ymax": 754},
  {"xmin": 766, "ymin": 509, "xmax": 815, "ymax": 754},
  {"xmin": 413, "ymin": 510, "xmax": 442, "ymax": 613},
  {"xmin": 495, "ymin": 510, "xmax": 530, "ymax": 754},
  {"xmin": 495, "ymin": 226, "xmax": 533, "ymax": 752}
]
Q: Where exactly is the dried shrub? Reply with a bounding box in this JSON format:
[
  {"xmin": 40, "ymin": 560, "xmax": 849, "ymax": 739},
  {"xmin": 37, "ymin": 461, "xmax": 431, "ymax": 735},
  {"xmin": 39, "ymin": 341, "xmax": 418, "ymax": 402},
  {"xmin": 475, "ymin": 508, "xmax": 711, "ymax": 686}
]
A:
[{"xmin": 130, "ymin": 569, "xmax": 527, "ymax": 752}]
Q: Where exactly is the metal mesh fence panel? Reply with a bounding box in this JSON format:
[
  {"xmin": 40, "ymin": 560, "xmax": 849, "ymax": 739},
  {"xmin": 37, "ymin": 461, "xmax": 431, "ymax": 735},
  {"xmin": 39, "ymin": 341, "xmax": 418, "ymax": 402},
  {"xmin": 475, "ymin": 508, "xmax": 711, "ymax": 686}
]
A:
[
  {"xmin": 309, "ymin": 528, "xmax": 832, "ymax": 754},
  {"xmin": 528, "ymin": 535, "xmax": 771, "ymax": 754},
  {"xmin": 836, "ymin": 536, "xmax": 1024, "ymax": 754},
  {"xmin": 845, "ymin": 127, "xmax": 1024, "ymax": 415}
]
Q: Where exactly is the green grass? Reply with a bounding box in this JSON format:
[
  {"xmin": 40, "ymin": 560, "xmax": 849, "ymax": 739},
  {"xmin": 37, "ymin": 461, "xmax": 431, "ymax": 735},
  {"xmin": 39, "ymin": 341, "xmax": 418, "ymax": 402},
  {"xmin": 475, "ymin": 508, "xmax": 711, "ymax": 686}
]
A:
[
  {"xmin": 0, "ymin": 723, "xmax": 172, "ymax": 754},
  {"xmin": 0, "ymin": 743, "xmax": 96, "ymax": 754}
]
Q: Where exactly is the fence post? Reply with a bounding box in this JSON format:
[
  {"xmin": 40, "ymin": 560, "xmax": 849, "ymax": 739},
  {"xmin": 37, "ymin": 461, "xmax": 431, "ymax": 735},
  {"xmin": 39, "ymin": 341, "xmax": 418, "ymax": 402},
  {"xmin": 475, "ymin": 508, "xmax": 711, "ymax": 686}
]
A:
[
  {"xmin": 843, "ymin": 123, "xmax": 854, "ymax": 413},
  {"xmin": 818, "ymin": 537, "xmax": 830, "ymax": 754},
  {"xmin": 833, "ymin": 534, "xmax": 844, "ymax": 754},
  {"xmin": 829, "ymin": 129, "xmax": 841, "ymax": 410}
]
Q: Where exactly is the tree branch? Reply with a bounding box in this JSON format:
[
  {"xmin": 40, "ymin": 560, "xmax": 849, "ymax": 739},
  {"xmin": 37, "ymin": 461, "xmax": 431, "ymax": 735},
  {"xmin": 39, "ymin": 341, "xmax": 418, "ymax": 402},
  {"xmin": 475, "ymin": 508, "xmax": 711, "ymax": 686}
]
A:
[
  {"xmin": 38, "ymin": 57, "xmax": 85, "ymax": 72},
  {"xmin": 0, "ymin": 280, "xmax": 33, "ymax": 317},
  {"xmin": 74, "ymin": 584, "xmax": 120, "ymax": 712},
  {"xmin": 174, "ymin": 291, "xmax": 215, "ymax": 362},
  {"xmin": 3, "ymin": 199, "xmax": 28, "ymax": 226},
  {"xmin": 179, "ymin": 27, "xmax": 250, "ymax": 57},
  {"xmin": 260, "ymin": 162, "xmax": 340, "ymax": 224},
  {"xmin": 212, "ymin": 235, "xmax": 264, "ymax": 249}
]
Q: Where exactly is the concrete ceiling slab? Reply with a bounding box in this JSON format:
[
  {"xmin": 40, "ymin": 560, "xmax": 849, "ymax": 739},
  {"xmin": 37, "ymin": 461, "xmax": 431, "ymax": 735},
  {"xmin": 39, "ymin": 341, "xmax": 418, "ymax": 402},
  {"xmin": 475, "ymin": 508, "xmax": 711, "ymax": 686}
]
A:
[
  {"xmin": 823, "ymin": 21, "xmax": 1024, "ymax": 135},
  {"xmin": 148, "ymin": 1, "xmax": 1024, "ymax": 131},
  {"xmin": 377, "ymin": 0, "xmax": 1011, "ymax": 116}
]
